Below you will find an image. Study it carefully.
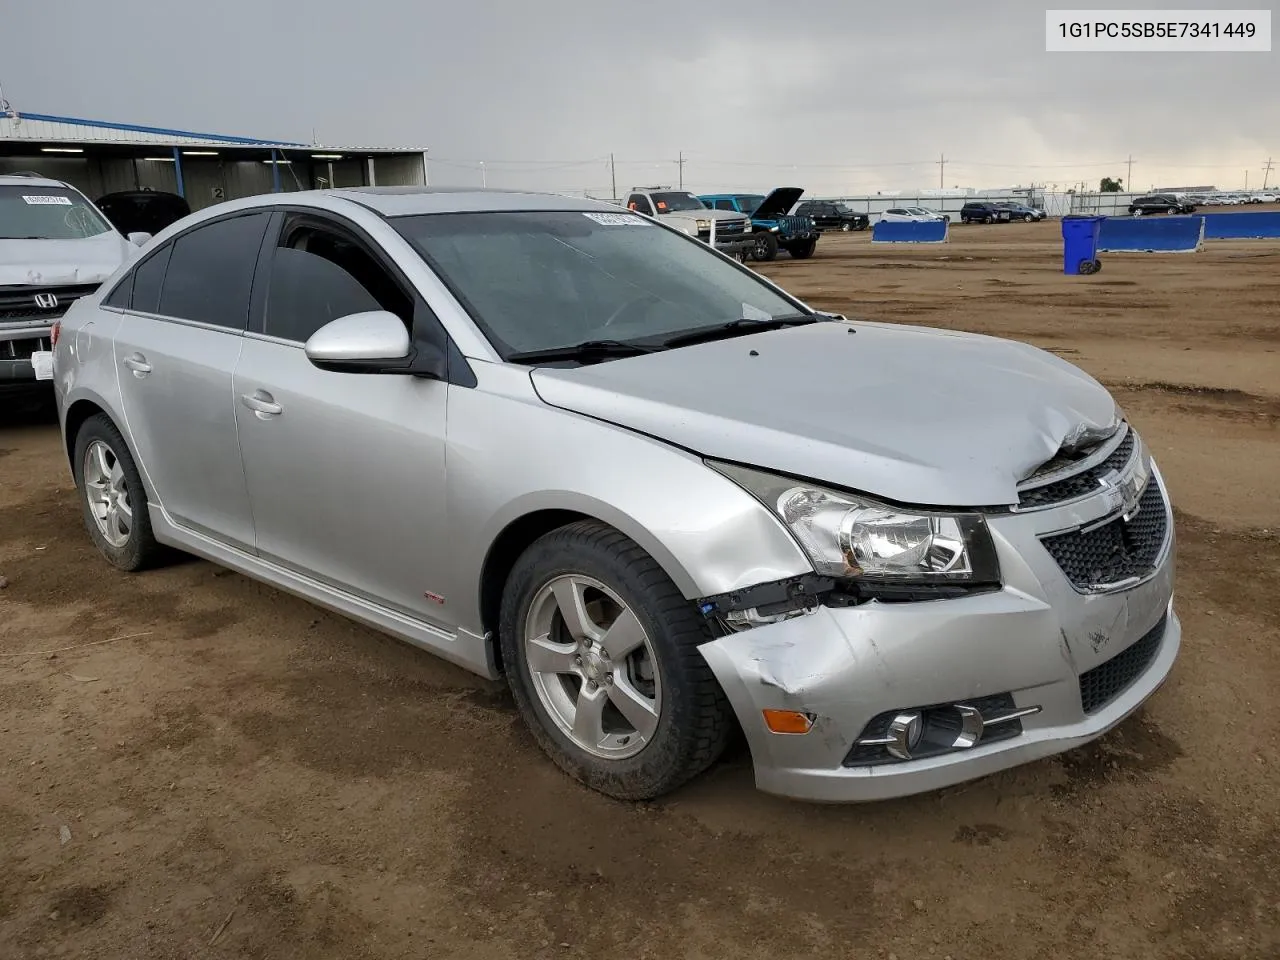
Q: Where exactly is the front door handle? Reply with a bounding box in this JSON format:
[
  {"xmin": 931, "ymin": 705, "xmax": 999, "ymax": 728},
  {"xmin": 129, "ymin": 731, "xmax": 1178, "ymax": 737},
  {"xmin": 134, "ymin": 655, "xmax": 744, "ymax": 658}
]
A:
[
  {"xmin": 240, "ymin": 389, "xmax": 282, "ymax": 419},
  {"xmin": 123, "ymin": 353, "xmax": 152, "ymax": 377}
]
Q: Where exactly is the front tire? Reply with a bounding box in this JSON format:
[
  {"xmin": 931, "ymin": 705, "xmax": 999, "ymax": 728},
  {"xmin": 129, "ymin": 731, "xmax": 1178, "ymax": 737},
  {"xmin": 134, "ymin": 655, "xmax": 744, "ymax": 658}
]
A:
[
  {"xmin": 840, "ymin": 222, "xmax": 852, "ymax": 232},
  {"xmin": 750, "ymin": 232, "xmax": 779, "ymax": 262},
  {"xmin": 499, "ymin": 521, "xmax": 732, "ymax": 800},
  {"xmin": 786, "ymin": 239, "xmax": 817, "ymax": 259},
  {"xmin": 73, "ymin": 414, "xmax": 164, "ymax": 571}
]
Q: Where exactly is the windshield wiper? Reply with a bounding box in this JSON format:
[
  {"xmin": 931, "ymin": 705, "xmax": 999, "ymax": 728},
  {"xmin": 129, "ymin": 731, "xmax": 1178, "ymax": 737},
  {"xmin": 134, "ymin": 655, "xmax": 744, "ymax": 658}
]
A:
[
  {"xmin": 505, "ymin": 338, "xmax": 659, "ymax": 365},
  {"xmin": 660, "ymin": 314, "xmax": 822, "ymax": 349}
]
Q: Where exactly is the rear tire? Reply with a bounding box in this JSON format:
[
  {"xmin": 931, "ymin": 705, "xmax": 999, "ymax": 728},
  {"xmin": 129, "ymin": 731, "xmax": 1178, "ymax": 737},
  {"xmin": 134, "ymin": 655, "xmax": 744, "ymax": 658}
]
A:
[
  {"xmin": 72, "ymin": 414, "xmax": 165, "ymax": 571},
  {"xmin": 499, "ymin": 521, "xmax": 732, "ymax": 801}
]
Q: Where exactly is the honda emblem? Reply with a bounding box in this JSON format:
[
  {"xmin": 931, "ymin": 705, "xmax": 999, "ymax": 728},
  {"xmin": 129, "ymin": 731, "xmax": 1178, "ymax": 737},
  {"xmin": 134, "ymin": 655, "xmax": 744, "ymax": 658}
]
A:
[{"xmin": 34, "ymin": 293, "xmax": 59, "ymax": 310}]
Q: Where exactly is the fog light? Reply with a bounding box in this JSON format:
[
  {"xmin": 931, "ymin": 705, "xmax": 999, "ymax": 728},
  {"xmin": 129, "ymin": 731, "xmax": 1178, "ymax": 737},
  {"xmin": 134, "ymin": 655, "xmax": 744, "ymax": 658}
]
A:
[
  {"xmin": 887, "ymin": 711, "xmax": 924, "ymax": 760},
  {"xmin": 762, "ymin": 709, "xmax": 814, "ymax": 735}
]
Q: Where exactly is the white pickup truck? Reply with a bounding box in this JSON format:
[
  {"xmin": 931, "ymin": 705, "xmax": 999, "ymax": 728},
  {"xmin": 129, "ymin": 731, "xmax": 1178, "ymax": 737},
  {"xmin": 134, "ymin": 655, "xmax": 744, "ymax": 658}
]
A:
[{"xmin": 623, "ymin": 187, "xmax": 753, "ymax": 258}]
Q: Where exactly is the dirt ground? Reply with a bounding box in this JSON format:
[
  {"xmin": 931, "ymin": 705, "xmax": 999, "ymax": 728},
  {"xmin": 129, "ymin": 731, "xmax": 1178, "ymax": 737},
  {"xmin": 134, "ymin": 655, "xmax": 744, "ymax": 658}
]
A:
[{"xmin": 2, "ymin": 220, "xmax": 1277, "ymax": 960}]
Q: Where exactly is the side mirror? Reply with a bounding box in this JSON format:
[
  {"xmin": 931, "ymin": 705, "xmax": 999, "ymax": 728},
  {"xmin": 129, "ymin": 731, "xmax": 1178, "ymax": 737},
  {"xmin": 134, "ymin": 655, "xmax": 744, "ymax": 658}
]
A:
[
  {"xmin": 305, "ymin": 311, "xmax": 412, "ymax": 373},
  {"xmin": 127, "ymin": 232, "xmax": 152, "ymax": 247}
]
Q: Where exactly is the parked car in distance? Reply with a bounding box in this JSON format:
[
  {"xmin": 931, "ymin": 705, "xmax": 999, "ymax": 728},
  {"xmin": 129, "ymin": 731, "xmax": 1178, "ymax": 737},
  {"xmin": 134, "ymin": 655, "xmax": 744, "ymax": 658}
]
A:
[
  {"xmin": 960, "ymin": 201, "xmax": 1013, "ymax": 224},
  {"xmin": 1, "ymin": 174, "xmax": 150, "ymax": 396},
  {"xmin": 907, "ymin": 206, "xmax": 951, "ymax": 223},
  {"xmin": 625, "ymin": 187, "xmax": 752, "ymax": 258},
  {"xmin": 994, "ymin": 201, "xmax": 1046, "ymax": 222},
  {"xmin": 53, "ymin": 187, "xmax": 1181, "ymax": 804},
  {"xmin": 95, "ymin": 190, "xmax": 192, "ymax": 238},
  {"xmin": 698, "ymin": 188, "xmax": 820, "ymax": 261},
  {"xmin": 1129, "ymin": 194, "xmax": 1197, "ymax": 216},
  {"xmin": 1250, "ymin": 192, "xmax": 1278, "ymax": 203},
  {"xmin": 878, "ymin": 207, "xmax": 940, "ymax": 223},
  {"xmin": 793, "ymin": 200, "xmax": 870, "ymax": 232}
]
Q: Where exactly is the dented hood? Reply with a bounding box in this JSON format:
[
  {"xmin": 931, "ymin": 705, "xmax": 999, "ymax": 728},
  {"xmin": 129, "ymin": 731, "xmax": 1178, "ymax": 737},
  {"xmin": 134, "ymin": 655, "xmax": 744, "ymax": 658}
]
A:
[
  {"xmin": 531, "ymin": 321, "xmax": 1118, "ymax": 507},
  {"xmin": 0, "ymin": 232, "xmax": 131, "ymax": 287}
]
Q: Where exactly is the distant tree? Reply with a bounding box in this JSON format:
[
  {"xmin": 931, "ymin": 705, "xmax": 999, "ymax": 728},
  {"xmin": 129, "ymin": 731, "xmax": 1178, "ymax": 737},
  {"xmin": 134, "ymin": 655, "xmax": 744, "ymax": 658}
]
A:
[{"xmin": 1100, "ymin": 177, "xmax": 1124, "ymax": 192}]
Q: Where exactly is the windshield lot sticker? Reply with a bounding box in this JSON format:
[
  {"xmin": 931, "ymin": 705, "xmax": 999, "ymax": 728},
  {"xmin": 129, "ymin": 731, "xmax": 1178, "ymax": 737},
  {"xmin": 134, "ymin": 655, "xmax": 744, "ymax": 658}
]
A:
[
  {"xmin": 582, "ymin": 212, "xmax": 648, "ymax": 226},
  {"xmin": 23, "ymin": 195, "xmax": 73, "ymax": 206}
]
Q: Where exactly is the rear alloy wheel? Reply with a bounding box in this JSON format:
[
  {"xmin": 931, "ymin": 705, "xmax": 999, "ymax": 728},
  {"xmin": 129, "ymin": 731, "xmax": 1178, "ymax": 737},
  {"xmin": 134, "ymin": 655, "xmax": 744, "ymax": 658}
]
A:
[
  {"xmin": 751, "ymin": 232, "xmax": 779, "ymax": 262},
  {"xmin": 500, "ymin": 521, "xmax": 732, "ymax": 800},
  {"xmin": 73, "ymin": 414, "xmax": 165, "ymax": 571}
]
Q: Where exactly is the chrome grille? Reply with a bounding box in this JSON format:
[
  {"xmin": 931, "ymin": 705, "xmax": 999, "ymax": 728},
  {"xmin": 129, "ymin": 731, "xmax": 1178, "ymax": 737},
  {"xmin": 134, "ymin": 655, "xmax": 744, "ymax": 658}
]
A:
[
  {"xmin": 1040, "ymin": 480, "xmax": 1169, "ymax": 590},
  {"xmin": 1019, "ymin": 431, "xmax": 1137, "ymax": 509},
  {"xmin": 1079, "ymin": 614, "xmax": 1167, "ymax": 714},
  {"xmin": 0, "ymin": 283, "xmax": 99, "ymax": 323}
]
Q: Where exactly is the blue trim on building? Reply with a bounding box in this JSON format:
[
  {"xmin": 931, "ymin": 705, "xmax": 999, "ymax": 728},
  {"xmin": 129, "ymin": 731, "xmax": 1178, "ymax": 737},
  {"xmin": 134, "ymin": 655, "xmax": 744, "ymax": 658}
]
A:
[{"xmin": 3, "ymin": 110, "xmax": 307, "ymax": 147}]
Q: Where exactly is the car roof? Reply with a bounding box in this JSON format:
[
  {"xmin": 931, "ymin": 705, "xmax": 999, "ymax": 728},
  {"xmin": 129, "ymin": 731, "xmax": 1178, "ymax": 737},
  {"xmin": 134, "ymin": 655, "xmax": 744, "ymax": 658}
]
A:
[
  {"xmin": 0, "ymin": 174, "xmax": 70, "ymax": 188},
  {"xmin": 330, "ymin": 186, "xmax": 618, "ymax": 216}
]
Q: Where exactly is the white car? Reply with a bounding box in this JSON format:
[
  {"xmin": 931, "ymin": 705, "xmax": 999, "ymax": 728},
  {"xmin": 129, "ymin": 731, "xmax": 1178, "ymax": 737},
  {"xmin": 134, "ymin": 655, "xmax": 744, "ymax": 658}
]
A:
[
  {"xmin": 1, "ymin": 174, "xmax": 152, "ymax": 395},
  {"xmin": 879, "ymin": 207, "xmax": 943, "ymax": 223}
]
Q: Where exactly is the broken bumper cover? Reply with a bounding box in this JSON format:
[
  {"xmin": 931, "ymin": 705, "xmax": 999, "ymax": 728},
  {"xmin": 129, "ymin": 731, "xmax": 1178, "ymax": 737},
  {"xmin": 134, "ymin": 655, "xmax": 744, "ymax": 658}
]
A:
[{"xmin": 697, "ymin": 499, "xmax": 1179, "ymax": 803}]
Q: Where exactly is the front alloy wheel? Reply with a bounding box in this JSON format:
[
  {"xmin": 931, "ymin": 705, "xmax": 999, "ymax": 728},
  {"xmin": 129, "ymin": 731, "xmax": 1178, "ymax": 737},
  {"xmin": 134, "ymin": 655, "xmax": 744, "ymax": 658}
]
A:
[
  {"xmin": 499, "ymin": 521, "xmax": 732, "ymax": 800},
  {"xmin": 524, "ymin": 574, "xmax": 660, "ymax": 759}
]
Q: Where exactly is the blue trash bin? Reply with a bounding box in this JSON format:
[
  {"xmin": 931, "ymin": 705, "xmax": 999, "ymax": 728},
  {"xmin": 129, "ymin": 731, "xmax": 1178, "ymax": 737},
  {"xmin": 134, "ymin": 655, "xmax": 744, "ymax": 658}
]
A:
[{"xmin": 1061, "ymin": 216, "xmax": 1103, "ymax": 275}]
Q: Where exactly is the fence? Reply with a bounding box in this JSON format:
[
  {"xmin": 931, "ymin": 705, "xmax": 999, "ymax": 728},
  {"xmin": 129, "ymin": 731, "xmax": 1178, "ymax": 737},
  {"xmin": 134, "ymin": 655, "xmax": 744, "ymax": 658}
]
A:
[
  {"xmin": 1096, "ymin": 216, "xmax": 1205, "ymax": 253},
  {"xmin": 1202, "ymin": 212, "xmax": 1280, "ymax": 239},
  {"xmin": 871, "ymin": 220, "xmax": 948, "ymax": 243}
]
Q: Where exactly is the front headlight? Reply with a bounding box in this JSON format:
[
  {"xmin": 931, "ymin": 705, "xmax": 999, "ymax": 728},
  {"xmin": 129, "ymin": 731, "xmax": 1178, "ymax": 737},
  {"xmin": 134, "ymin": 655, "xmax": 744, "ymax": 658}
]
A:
[
  {"xmin": 695, "ymin": 218, "xmax": 712, "ymax": 231},
  {"xmin": 709, "ymin": 462, "xmax": 1000, "ymax": 585}
]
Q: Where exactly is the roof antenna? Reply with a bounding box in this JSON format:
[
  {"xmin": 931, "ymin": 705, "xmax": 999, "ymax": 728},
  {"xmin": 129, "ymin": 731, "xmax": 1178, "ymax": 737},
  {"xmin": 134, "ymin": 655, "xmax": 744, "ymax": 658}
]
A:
[{"xmin": 0, "ymin": 80, "xmax": 13, "ymax": 114}]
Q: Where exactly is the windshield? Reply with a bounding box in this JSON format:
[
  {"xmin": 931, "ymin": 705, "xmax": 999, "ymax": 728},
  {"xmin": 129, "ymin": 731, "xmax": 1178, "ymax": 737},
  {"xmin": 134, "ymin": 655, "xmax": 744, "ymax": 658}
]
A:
[
  {"xmin": 0, "ymin": 186, "xmax": 114, "ymax": 240},
  {"xmin": 834, "ymin": 203, "xmax": 856, "ymax": 214},
  {"xmin": 649, "ymin": 191, "xmax": 706, "ymax": 213},
  {"xmin": 393, "ymin": 211, "xmax": 808, "ymax": 357},
  {"xmin": 736, "ymin": 195, "xmax": 766, "ymax": 213}
]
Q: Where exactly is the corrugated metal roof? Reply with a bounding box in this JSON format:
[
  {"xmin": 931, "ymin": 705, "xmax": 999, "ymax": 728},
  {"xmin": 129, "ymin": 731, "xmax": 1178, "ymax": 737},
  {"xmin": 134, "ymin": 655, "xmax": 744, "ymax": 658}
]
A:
[{"xmin": 0, "ymin": 111, "xmax": 427, "ymax": 153}]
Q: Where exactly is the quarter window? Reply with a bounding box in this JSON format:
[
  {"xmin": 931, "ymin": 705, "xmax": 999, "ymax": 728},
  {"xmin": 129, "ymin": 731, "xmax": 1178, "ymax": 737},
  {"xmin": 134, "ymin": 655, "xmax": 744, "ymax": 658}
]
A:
[
  {"xmin": 263, "ymin": 219, "xmax": 412, "ymax": 344},
  {"xmin": 158, "ymin": 213, "xmax": 271, "ymax": 329},
  {"xmin": 129, "ymin": 243, "xmax": 173, "ymax": 314}
]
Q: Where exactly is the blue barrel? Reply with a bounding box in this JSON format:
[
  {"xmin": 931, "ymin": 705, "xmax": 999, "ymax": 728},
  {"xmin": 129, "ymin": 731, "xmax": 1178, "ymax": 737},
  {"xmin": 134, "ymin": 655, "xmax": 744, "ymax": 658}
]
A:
[{"xmin": 1061, "ymin": 216, "xmax": 1104, "ymax": 275}]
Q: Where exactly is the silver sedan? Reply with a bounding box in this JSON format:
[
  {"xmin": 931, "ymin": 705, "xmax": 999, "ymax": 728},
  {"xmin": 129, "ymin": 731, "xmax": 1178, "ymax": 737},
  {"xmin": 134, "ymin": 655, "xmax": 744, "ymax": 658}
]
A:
[{"xmin": 50, "ymin": 188, "xmax": 1179, "ymax": 802}]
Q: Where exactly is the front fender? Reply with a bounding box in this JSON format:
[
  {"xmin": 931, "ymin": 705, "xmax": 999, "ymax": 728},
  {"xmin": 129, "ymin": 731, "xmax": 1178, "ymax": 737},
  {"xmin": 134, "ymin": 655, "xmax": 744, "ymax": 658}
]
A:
[{"xmin": 442, "ymin": 364, "xmax": 812, "ymax": 636}]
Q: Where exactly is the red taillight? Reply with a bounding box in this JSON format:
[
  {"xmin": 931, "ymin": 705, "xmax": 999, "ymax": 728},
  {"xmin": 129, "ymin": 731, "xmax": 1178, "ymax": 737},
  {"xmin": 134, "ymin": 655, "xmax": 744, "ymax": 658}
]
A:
[{"xmin": 50, "ymin": 321, "xmax": 60, "ymax": 348}]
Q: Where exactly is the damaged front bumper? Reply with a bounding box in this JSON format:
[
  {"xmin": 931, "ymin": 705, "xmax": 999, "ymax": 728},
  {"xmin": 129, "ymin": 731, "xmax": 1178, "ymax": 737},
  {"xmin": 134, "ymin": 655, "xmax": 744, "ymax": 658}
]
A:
[{"xmin": 697, "ymin": 470, "xmax": 1180, "ymax": 803}]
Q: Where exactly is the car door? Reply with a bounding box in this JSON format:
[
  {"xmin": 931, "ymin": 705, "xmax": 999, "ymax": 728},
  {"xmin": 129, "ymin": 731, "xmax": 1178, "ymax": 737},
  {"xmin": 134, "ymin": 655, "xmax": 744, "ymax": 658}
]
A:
[
  {"xmin": 110, "ymin": 211, "xmax": 271, "ymax": 550},
  {"xmin": 231, "ymin": 211, "xmax": 453, "ymax": 628}
]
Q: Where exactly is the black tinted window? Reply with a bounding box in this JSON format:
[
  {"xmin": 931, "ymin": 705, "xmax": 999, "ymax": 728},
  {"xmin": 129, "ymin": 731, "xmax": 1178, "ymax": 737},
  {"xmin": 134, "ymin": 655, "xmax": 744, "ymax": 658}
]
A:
[
  {"xmin": 130, "ymin": 244, "xmax": 173, "ymax": 314},
  {"xmin": 264, "ymin": 221, "xmax": 412, "ymax": 343},
  {"xmin": 102, "ymin": 271, "xmax": 134, "ymax": 310},
  {"xmin": 158, "ymin": 213, "xmax": 270, "ymax": 329},
  {"xmin": 627, "ymin": 195, "xmax": 654, "ymax": 215}
]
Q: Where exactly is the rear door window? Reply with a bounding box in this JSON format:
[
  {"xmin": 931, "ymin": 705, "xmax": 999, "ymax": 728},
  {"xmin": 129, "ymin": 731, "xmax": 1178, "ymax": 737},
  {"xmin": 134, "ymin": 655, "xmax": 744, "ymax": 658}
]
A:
[
  {"xmin": 158, "ymin": 213, "xmax": 272, "ymax": 329},
  {"xmin": 129, "ymin": 243, "xmax": 174, "ymax": 314}
]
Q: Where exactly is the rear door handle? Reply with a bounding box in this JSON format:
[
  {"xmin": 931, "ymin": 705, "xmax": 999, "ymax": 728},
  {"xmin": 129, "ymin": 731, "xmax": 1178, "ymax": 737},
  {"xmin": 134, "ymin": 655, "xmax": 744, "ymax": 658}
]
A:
[
  {"xmin": 240, "ymin": 389, "xmax": 282, "ymax": 419},
  {"xmin": 123, "ymin": 353, "xmax": 152, "ymax": 377}
]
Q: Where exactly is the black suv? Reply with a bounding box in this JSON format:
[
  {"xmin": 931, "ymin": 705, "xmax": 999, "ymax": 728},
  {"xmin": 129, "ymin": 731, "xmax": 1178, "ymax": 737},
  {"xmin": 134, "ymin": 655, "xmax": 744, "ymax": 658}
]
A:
[
  {"xmin": 960, "ymin": 202, "xmax": 1013, "ymax": 224},
  {"xmin": 1128, "ymin": 194, "xmax": 1197, "ymax": 216},
  {"xmin": 793, "ymin": 200, "xmax": 870, "ymax": 232},
  {"xmin": 95, "ymin": 190, "xmax": 192, "ymax": 237}
]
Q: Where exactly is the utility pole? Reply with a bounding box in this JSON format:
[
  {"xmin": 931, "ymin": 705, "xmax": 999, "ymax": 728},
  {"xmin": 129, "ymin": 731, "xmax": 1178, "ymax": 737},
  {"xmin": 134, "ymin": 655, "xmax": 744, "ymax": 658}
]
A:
[
  {"xmin": 937, "ymin": 154, "xmax": 946, "ymax": 190},
  {"xmin": 1245, "ymin": 169, "xmax": 1249, "ymax": 190},
  {"xmin": 1263, "ymin": 158, "xmax": 1275, "ymax": 190},
  {"xmin": 676, "ymin": 151, "xmax": 686, "ymax": 189},
  {"xmin": 1126, "ymin": 155, "xmax": 1133, "ymax": 190},
  {"xmin": 610, "ymin": 153, "xmax": 616, "ymax": 201},
  {"xmin": 480, "ymin": 161, "xmax": 486, "ymax": 189}
]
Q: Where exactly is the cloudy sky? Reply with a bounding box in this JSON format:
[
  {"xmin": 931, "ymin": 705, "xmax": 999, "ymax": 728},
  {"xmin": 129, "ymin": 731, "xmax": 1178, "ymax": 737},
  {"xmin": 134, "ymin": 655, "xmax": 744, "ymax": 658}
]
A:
[{"xmin": 4, "ymin": 0, "xmax": 1277, "ymax": 195}]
